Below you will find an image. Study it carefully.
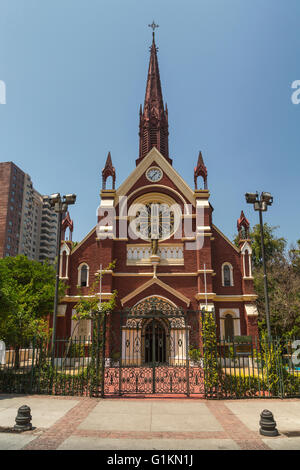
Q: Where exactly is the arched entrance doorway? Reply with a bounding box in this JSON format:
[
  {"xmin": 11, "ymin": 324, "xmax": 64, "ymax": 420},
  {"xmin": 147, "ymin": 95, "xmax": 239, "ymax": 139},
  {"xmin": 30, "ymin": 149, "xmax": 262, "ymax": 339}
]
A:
[
  {"xmin": 144, "ymin": 318, "xmax": 167, "ymax": 364},
  {"xmin": 121, "ymin": 297, "xmax": 188, "ymax": 367},
  {"xmin": 104, "ymin": 297, "xmax": 205, "ymax": 396}
]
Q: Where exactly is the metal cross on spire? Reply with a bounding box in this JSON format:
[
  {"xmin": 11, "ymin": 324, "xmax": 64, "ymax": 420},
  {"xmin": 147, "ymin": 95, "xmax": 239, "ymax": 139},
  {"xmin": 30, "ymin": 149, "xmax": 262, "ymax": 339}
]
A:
[
  {"xmin": 148, "ymin": 21, "xmax": 159, "ymax": 46},
  {"xmin": 148, "ymin": 20, "xmax": 159, "ymax": 32}
]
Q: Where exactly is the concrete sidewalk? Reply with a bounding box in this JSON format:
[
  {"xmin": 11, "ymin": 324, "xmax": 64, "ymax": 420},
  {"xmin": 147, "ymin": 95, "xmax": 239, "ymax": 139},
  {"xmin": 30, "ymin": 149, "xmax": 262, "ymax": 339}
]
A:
[{"xmin": 0, "ymin": 394, "xmax": 300, "ymax": 450}]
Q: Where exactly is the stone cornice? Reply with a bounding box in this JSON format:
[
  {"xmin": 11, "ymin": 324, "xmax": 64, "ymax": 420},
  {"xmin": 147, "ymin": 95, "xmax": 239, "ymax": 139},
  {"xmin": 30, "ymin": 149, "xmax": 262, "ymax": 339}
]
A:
[
  {"xmin": 60, "ymin": 293, "xmax": 114, "ymax": 303},
  {"xmin": 195, "ymin": 293, "xmax": 258, "ymax": 302}
]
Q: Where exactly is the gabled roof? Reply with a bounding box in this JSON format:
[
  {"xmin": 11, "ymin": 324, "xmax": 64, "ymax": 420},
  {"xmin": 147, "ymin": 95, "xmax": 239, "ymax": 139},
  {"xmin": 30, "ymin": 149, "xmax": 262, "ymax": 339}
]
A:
[
  {"xmin": 116, "ymin": 147, "xmax": 195, "ymax": 205},
  {"xmin": 71, "ymin": 226, "xmax": 96, "ymax": 255},
  {"xmin": 60, "ymin": 241, "xmax": 72, "ymax": 255},
  {"xmin": 212, "ymin": 224, "xmax": 240, "ymax": 253},
  {"xmin": 120, "ymin": 276, "xmax": 191, "ymax": 307}
]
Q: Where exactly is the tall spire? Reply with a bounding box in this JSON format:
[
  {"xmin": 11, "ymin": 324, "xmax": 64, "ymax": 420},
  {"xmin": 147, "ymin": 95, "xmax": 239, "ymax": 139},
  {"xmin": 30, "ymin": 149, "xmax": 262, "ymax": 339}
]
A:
[
  {"xmin": 194, "ymin": 151, "xmax": 208, "ymax": 189},
  {"xmin": 102, "ymin": 152, "xmax": 116, "ymax": 190},
  {"xmin": 136, "ymin": 25, "xmax": 171, "ymax": 165}
]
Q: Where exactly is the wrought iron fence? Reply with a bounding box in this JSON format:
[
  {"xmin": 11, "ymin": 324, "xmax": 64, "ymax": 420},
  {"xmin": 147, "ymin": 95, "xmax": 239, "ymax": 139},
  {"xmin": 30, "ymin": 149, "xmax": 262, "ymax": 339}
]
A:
[
  {"xmin": 204, "ymin": 336, "xmax": 300, "ymax": 399},
  {"xmin": 0, "ymin": 333, "xmax": 105, "ymax": 397},
  {"xmin": 0, "ymin": 315, "xmax": 299, "ymax": 399}
]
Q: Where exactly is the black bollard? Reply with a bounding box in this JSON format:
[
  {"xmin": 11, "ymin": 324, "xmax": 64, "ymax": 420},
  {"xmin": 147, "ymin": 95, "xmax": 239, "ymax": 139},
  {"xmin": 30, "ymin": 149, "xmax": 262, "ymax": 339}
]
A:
[
  {"xmin": 259, "ymin": 409, "xmax": 278, "ymax": 436},
  {"xmin": 14, "ymin": 405, "xmax": 32, "ymax": 432}
]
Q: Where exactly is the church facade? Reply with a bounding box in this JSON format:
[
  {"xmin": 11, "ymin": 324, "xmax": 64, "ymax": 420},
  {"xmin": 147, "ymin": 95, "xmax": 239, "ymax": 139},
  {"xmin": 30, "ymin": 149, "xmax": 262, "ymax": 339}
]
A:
[{"xmin": 56, "ymin": 32, "xmax": 258, "ymax": 363}]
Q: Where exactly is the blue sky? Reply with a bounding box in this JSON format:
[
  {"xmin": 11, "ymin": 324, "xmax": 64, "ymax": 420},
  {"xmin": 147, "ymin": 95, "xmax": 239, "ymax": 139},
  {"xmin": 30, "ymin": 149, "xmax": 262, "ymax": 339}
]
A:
[{"xmin": 0, "ymin": 0, "xmax": 299, "ymax": 247}]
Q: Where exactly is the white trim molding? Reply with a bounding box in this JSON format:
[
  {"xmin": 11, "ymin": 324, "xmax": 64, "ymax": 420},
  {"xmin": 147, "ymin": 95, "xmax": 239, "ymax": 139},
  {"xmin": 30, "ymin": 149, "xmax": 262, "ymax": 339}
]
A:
[
  {"xmin": 240, "ymin": 241, "xmax": 253, "ymax": 278},
  {"xmin": 59, "ymin": 243, "xmax": 71, "ymax": 279},
  {"xmin": 221, "ymin": 262, "xmax": 234, "ymax": 287},
  {"xmin": 219, "ymin": 308, "xmax": 241, "ymax": 339},
  {"xmin": 77, "ymin": 262, "xmax": 90, "ymax": 288},
  {"xmin": 245, "ymin": 304, "xmax": 259, "ymax": 316},
  {"xmin": 71, "ymin": 310, "xmax": 92, "ymax": 340}
]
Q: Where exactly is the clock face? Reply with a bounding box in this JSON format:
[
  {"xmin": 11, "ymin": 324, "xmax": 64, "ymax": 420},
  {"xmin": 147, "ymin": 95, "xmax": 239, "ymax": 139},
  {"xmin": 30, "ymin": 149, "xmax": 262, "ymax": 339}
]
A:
[{"xmin": 146, "ymin": 167, "xmax": 163, "ymax": 182}]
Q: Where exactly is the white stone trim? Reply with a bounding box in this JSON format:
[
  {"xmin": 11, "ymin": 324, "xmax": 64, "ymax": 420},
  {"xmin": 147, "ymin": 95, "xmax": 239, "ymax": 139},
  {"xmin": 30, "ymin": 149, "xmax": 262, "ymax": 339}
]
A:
[
  {"xmin": 221, "ymin": 262, "xmax": 234, "ymax": 287},
  {"xmin": 57, "ymin": 304, "xmax": 67, "ymax": 317},
  {"xmin": 199, "ymin": 303, "xmax": 214, "ymax": 312},
  {"xmin": 59, "ymin": 243, "xmax": 70, "ymax": 279},
  {"xmin": 99, "ymin": 199, "xmax": 115, "ymax": 208},
  {"xmin": 71, "ymin": 311, "xmax": 92, "ymax": 340},
  {"xmin": 127, "ymin": 244, "xmax": 184, "ymax": 265},
  {"xmin": 240, "ymin": 241, "xmax": 252, "ymax": 255},
  {"xmin": 240, "ymin": 241, "xmax": 252, "ymax": 278},
  {"xmin": 245, "ymin": 304, "xmax": 258, "ymax": 316},
  {"xmin": 219, "ymin": 308, "xmax": 241, "ymax": 339},
  {"xmin": 77, "ymin": 262, "xmax": 90, "ymax": 287}
]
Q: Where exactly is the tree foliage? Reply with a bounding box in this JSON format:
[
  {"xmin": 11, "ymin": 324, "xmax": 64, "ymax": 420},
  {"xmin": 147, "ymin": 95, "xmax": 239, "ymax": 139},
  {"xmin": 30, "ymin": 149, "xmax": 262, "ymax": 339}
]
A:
[
  {"xmin": 249, "ymin": 224, "xmax": 286, "ymax": 268},
  {"xmin": 0, "ymin": 255, "xmax": 65, "ymax": 345},
  {"xmin": 234, "ymin": 225, "xmax": 300, "ymax": 337},
  {"xmin": 72, "ymin": 260, "xmax": 118, "ymax": 324}
]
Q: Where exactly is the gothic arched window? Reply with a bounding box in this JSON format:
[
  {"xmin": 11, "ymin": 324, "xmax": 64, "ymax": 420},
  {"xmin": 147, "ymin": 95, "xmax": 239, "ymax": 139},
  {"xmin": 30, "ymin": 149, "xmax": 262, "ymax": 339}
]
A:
[
  {"xmin": 222, "ymin": 263, "xmax": 233, "ymax": 287},
  {"xmin": 78, "ymin": 263, "xmax": 89, "ymax": 287}
]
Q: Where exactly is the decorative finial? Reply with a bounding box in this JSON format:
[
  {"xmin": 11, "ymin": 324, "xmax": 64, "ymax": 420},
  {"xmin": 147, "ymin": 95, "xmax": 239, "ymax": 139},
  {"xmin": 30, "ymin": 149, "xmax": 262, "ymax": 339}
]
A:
[
  {"xmin": 148, "ymin": 20, "xmax": 159, "ymax": 32},
  {"xmin": 148, "ymin": 20, "xmax": 159, "ymax": 41}
]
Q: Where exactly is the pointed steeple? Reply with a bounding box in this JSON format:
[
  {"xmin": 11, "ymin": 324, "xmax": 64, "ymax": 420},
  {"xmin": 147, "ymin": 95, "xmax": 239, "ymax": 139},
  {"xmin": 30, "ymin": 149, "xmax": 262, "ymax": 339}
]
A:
[
  {"xmin": 102, "ymin": 152, "xmax": 116, "ymax": 190},
  {"xmin": 194, "ymin": 151, "xmax": 208, "ymax": 189},
  {"xmin": 237, "ymin": 210, "xmax": 250, "ymax": 241},
  {"xmin": 137, "ymin": 30, "xmax": 171, "ymax": 165},
  {"xmin": 61, "ymin": 211, "xmax": 74, "ymax": 241}
]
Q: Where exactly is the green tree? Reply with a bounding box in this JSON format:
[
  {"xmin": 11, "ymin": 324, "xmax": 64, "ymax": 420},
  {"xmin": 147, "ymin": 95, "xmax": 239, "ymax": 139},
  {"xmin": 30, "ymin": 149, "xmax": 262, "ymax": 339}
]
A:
[
  {"xmin": 234, "ymin": 223, "xmax": 286, "ymax": 267},
  {"xmin": 234, "ymin": 224, "xmax": 300, "ymax": 337},
  {"xmin": 0, "ymin": 255, "xmax": 65, "ymax": 363},
  {"xmin": 289, "ymin": 239, "xmax": 300, "ymax": 274}
]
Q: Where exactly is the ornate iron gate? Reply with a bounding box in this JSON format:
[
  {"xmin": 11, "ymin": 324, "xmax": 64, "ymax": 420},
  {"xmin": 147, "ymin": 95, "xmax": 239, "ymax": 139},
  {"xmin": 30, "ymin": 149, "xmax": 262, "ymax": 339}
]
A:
[{"xmin": 104, "ymin": 298, "xmax": 205, "ymax": 396}]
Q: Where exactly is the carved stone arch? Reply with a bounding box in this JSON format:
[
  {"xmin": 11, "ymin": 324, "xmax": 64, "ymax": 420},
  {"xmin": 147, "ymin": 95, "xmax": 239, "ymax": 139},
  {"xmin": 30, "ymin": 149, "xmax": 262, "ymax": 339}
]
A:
[
  {"xmin": 125, "ymin": 296, "xmax": 185, "ymax": 328},
  {"xmin": 122, "ymin": 296, "xmax": 189, "ymax": 367}
]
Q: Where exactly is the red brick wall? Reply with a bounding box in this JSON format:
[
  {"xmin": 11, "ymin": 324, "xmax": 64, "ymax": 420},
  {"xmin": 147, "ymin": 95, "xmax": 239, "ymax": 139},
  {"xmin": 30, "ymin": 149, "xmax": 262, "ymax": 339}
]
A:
[{"xmin": 59, "ymin": 166, "xmax": 258, "ymax": 341}]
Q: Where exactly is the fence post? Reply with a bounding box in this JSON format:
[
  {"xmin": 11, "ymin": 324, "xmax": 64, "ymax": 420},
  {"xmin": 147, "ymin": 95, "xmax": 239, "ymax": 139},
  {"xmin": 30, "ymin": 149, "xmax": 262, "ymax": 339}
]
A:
[
  {"xmin": 185, "ymin": 320, "xmax": 190, "ymax": 397},
  {"xmin": 95, "ymin": 314, "xmax": 101, "ymax": 396},
  {"xmin": 29, "ymin": 337, "xmax": 36, "ymax": 394},
  {"xmin": 152, "ymin": 318, "xmax": 156, "ymax": 394},
  {"xmin": 101, "ymin": 311, "xmax": 107, "ymax": 398},
  {"xmin": 276, "ymin": 338, "xmax": 285, "ymax": 398}
]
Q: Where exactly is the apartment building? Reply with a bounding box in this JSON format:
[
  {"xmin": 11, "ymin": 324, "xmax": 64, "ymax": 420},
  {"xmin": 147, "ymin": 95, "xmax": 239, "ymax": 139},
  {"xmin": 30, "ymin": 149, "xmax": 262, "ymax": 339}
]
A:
[
  {"xmin": 0, "ymin": 161, "xmax": 60, "ymax": 263},
  {"xmin": 0, "ymin": 162, "xmax": 24, "ymax": 258}
]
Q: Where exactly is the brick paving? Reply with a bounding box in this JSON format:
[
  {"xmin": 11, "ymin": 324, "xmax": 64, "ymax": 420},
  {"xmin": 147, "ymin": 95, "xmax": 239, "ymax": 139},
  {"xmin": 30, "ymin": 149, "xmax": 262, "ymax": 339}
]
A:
[
  {"xmin": 0, "ymin": 395, "xmax": 298, "ymax": 450},
  {"xmin": 23, "ymin": 397, "xmax": 100, "ymax": 450},
  {"xmin": 205, "ymin": 401, "xmax": 270, "ymax": 450}
]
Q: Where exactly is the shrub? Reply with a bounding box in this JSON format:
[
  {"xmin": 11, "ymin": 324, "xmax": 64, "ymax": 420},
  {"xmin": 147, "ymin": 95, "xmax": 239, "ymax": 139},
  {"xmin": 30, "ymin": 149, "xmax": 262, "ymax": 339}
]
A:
[
  {"xmin": 189, "ymin": 347, "xmax": 202, "ymax": 363},
  {"xmin": 67, "ymin": 342, "xmax": 85, "ymax": 358}
]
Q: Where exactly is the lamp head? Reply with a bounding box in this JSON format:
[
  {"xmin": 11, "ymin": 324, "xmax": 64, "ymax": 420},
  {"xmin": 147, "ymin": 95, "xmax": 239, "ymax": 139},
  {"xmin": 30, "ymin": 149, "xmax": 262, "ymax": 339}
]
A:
[
  {"xmin": 49, "ymin": 193, "xmax": 61, "ymax": 208},
  {"xmin": 245, "ymin": 192, "xmax": 258, "ymax": 204},
  {"xmin": 64, "ymin": 194, "xmax": 77, "ymax": 205},
  {"xmin": 261, "ymin": 192, "xmax": 273, "ymax": 206}
]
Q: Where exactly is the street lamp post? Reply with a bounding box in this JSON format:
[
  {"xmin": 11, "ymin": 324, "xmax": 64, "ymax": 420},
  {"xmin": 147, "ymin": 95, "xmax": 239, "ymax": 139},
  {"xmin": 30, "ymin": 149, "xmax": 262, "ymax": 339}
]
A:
[
  {"xmin": 48, "ymin": 193, "xmax": 76, "ymax": 360},
  {"xmin": 245, "ymin": 192, "xmax": 273, "ymax": 342}
]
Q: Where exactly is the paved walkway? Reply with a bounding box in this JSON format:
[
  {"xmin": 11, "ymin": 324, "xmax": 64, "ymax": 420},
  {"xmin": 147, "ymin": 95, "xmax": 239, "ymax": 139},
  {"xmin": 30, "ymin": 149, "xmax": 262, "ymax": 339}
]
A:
[{"xmin": 0, "ymin": 394, "xmax": 300, "ymax": 450}]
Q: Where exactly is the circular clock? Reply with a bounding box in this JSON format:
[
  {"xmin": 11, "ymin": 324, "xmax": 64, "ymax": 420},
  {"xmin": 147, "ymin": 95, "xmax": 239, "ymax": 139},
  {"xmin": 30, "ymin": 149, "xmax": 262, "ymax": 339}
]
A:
[{"xmin": 146, "ymin": 167, "xmax": 163, "ymax": 182}]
